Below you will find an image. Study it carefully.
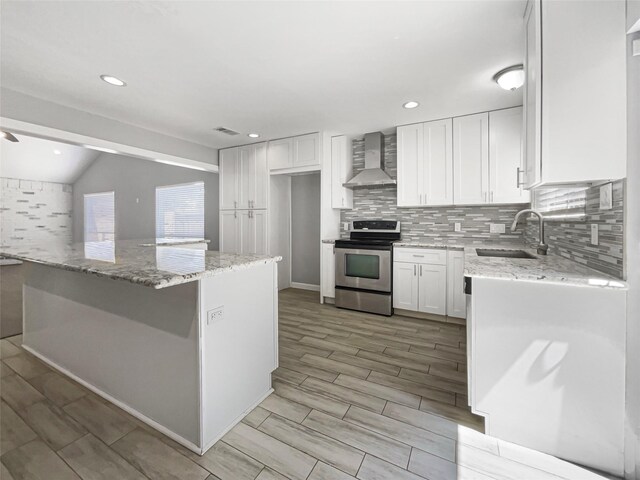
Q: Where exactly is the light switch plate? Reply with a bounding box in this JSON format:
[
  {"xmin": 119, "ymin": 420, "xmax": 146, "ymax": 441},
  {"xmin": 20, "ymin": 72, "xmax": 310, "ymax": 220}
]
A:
[
  {"xmin": 591, "ymin": 224, "xmax": 599, "ymax": 245},
  {"xmin": 454, "ymin": 223, "xmax": 461, "ymax": 232},
  {"xmin": 490, "ymin": 223, "xmax": 506, "ymax": 234},
  {"xmin": 599, "ymin": 183, "xmax": 612, "ymax": 210}
]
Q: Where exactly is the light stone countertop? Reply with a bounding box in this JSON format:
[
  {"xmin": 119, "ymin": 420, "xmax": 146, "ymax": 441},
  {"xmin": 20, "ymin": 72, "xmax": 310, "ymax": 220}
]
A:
[{"xmin": 0, "ymin": 239, "xmax": 281, "ymax": 289}]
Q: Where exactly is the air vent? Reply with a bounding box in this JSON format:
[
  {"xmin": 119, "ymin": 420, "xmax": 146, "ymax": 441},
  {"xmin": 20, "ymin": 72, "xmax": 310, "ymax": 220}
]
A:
[{"xmin": 213, "ymin": 127, "xmax": 240, "ymax": 136}]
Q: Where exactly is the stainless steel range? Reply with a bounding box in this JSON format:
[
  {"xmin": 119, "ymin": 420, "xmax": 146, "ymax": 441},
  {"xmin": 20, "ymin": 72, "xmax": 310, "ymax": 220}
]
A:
[{"xmin": 334, "ymin": 220, "xmax": 400, "ymax": 316}]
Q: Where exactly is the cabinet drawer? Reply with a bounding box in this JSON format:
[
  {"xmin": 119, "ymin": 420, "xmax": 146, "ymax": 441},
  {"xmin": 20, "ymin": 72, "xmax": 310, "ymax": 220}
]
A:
[{"xmin": 394, "ymin": 248, "xmax": 447, "ymax": 265}]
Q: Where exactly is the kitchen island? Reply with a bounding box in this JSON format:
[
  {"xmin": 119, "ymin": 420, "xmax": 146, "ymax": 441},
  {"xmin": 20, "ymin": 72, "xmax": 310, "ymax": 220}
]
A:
[{"xmin": 0, "ymin": 239, "xmax": 281, "ymax": 455}]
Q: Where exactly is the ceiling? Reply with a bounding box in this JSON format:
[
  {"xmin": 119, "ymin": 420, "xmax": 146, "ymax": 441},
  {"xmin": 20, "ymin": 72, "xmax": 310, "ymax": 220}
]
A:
[
  {"xmin": 0, "ymin": 134, "xmax": 99, "ymax": 184},
  {"xmin": 0, "ymin": 1, "xmax": 526, "ymax": 149}
]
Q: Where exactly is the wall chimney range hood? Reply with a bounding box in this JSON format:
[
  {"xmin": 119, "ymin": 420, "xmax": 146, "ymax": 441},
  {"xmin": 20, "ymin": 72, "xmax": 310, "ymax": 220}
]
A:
[{"xmin": 343, "ymin": 132, "xmax": 396, "ymax": 189}]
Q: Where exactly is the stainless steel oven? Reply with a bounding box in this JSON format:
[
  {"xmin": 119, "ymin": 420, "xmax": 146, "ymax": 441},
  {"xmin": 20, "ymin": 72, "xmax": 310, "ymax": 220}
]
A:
[
  {"xmin": 335, "ymin": 246, "xmax": 391, "ymax": 293},
  {"xmin": 334, "ymin": 220, "xmax": 400, "ymax": 316}
]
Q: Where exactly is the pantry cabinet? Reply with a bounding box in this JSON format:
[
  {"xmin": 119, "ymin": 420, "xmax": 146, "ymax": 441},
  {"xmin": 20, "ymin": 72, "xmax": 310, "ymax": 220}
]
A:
[
  {"xmin": 220, "ymin": 209, "xmax": 267, "ymax": 255},
  {"xmin": 268, "ymin": 133, "xmax": 321, "ymax": 171},
  {"xmin": 220, "ymin": 143, "xmax": 268, "ymax": 210},
  {"xmin": 453, "ymin": 113, "xmax": 489, "ymax": 205},
  {"xmin": 331, "ymin": 135, "xmax": 353, "ymax": 209},
  {"xmin": 220, "ymin": 210, "xmax": 240, "ymax": 254},
  {"xmin": 522, "ymin": 0, "xmax": 626, "ymax": 187}
]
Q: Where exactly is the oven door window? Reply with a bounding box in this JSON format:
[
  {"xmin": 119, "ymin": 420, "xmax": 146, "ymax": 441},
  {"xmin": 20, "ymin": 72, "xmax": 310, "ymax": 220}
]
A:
[{"xmin": 345, "ymin": 254, "xmax": 380, "ymax": 279}]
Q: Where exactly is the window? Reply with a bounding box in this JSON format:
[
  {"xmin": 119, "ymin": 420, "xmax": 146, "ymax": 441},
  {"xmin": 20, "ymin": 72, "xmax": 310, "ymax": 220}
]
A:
[
  {"xmin": 84, "ymin": 192, "xmax": 115, "ymax": 241},
  {"xmin": 532, "ymin": 187, "xmax": 588, "ymax": 221},
  {"xmin": 156, "ymin": 182, "xmax": 204, "ymax": 239}
]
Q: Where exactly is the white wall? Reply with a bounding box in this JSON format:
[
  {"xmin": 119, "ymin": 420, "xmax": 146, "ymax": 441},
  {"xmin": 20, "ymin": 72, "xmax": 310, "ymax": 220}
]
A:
[
  {"xmin": 0, "ymin": 88, "xmax": 218, "ymax": 166},
  {"xmin": 625, "ymin": 13, "xmax": 640, "ymax": 479},
  {"xmin": 0, "ymin": 178, "xmax": 72, "ymax": 247}
]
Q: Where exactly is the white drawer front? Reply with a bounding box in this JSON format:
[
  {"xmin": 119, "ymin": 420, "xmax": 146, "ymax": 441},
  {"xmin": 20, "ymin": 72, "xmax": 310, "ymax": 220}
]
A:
[{"xmin": 394, "ymin": 248, "xmax": 447, "ymax": 265}]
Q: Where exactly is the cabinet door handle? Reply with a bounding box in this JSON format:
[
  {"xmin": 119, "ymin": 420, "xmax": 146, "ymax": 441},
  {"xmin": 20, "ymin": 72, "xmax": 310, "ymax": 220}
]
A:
[
  {"xmin": 342, "ymin": 198, "xmax": 344, "ymax": 206},
  {"xmin": 234, "ymin": 211, "xmax": 237, "ymax": 219},
  {"xmin": 419, "ymin": 194, "xmax": 422, "ymax": 205},
  {"xmin": 413, "ymin": 254, "xmax": 425, "ymax": 258},
  {"xmin": 420, "ymin": 265, "xmax": 423, "ymax": 276},
  {"xmin": 516, "ymin": 167, "xmax": 524, "ymax": 188},
  {"xmin": 490, "ymin": 191, "xmax": 494, "ymax": 203},
  {"xmin": 234, "ymin": 200, "xmax": 237, "ymax": 208},
  {"xmin": 414, "ymin": 265, "xmax": 416, "ymax": 276}
]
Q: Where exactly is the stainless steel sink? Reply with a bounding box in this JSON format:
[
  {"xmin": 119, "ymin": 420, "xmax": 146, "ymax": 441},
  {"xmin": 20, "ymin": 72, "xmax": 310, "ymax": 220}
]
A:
[{"xmin": 475, "ymin": 249, "xmax": 537, "ymax": 259}]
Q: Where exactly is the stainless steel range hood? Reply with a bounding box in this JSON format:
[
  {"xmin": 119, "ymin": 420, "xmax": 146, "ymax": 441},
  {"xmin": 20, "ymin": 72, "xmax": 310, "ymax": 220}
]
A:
[{"xmin": 343, "ymin": 132, "xmax": 396, "ymax": 189}]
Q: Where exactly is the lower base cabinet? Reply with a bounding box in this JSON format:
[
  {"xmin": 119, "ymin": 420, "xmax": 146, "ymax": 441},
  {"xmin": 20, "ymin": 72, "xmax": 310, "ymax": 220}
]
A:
[
  {"xmin": 321, "ymin": 243, "xmax": 335, "ymax": 300},
  {"xmin": 393, "ymin": 247, "xmax": 466, "ymax": 318}
]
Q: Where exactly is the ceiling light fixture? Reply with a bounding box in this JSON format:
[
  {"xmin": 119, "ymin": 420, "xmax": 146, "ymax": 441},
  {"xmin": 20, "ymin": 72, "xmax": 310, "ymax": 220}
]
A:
[
  {"xmin": 53, "ymin": 149, "xmax": 62, "ymax": 155},
  {"xmin": 403, "ymin": 101, "xmax": 419, "ymax": 109},
  {"xmin": 493, "ymin": 65, "xmax": 524, "ymax": 91},
  {"xmin": 248, "ymin": 133, "xmax": 260, "ymax": 138},
  {"xmin": 100, "ymin": 75, "xmax": 127, "ymax": 87},
  {"xmin": 1, "ymin": 131, "xmax": 19, "ymax": 142}
]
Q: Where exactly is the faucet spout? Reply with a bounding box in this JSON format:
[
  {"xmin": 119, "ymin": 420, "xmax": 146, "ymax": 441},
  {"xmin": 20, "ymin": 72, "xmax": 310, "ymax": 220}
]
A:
[{"xmin": 511, "ymin": 209, "xmax": 548, "ymax": 255}]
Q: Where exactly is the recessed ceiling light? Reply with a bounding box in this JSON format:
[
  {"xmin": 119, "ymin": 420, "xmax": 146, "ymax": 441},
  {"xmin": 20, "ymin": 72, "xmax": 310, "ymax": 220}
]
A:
[
  {"xmin": 248, "ymin": 133, "xmax": 260, "ymax": 138},
  {"xmin": 493, "ymin": 65, "xmax": 524, "ymax": 91},
  {"xmin": 100, "ymin": 75, "xmax": 126, "ymax": 87},
  {"xmin": 403, "ymin": 101, "xmax": 419, "ymax": 109},
  {"xmin": 53, "ymin": 149, "xmax": 62, "ymax": 155}
]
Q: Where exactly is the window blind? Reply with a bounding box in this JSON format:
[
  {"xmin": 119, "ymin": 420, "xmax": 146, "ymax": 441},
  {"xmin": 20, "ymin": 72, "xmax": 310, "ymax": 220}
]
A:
[
  {"xmin": 532, "ymin": 187, "xmax": 588, "ymax": 220},
  {"xmin": 84, "ymin": 192, "xmax": 115, "ymax": 241},
  {"xmin": 155, "ymin": 182, "xmax": 205, "ymax": 239}
]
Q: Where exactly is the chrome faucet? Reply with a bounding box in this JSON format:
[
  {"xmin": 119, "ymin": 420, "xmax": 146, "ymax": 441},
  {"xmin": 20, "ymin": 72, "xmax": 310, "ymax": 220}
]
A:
[{"xmin": 511, "ymin": 209, "xmax": 548, "ymax": 255}]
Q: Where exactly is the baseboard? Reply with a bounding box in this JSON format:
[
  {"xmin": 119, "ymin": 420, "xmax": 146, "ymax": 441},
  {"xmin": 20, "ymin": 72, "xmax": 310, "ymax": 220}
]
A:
[
  {"xmin": 22, "ymin": 344, "xmax": 202, "ymax": 455},
  {"xmin": 290, "ymin": 282, "xmax": 320, "ymax": 292},
  {"xmin": 394, "ymin": 308, "xmax": 466, "ymax": 324}
]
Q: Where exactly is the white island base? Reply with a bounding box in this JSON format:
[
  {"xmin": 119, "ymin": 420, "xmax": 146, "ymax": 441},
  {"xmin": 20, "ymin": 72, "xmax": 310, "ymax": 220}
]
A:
[{"xmin": 21, "ymin": 261, "xmax": 278, "ymax": 454}]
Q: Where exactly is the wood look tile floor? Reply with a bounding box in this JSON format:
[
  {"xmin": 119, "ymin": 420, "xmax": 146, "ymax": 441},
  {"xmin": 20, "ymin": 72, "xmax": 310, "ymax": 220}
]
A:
[{"xmin": 0, "ymin": 289, "xmax": 617, "ymax": 480}]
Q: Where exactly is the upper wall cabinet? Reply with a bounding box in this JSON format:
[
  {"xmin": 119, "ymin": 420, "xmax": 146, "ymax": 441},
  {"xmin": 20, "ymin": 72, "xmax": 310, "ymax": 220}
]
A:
[
  {"xmin": 331, "ymin": 135, "xmax": 353, "ymax": 209},
  {"xmin": 268, "ymin": 133, "xmax": 320, "ymax": 172},
  {"xmin": 523, "ymin": 0, "xmax": 626, "ymax": 187},
  {"xmin": 219, "ymin": 142, "xmax": 268, "ymax": 210},
  {"xmin": 453, "ymin": 113, "xmax": 489, "ymax": 205},
  {"xmin": 489, "ymin": 107, "xmax": 530, "ymax": 204},
  {"xmin": 397, "ymin": 119, "xmax": 452, "ymax": 207}
]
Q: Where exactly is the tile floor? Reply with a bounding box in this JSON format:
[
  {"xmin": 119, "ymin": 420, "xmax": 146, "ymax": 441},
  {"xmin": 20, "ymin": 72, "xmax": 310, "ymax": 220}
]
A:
[{"xmin": 0, "ymin": 288, "xmax": 617, "ymax": 479}]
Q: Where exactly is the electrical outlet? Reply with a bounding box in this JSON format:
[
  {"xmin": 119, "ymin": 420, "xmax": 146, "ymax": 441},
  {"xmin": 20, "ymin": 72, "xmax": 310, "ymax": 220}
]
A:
[
  {"xmin": 599, "ymin": 183, "xmax": 612, "ymax": 210},
  {"xmin": 207, "ymin": 306, "xmax": 224, "ymax": 325},
  {"xmin": 343, "ymin": 222, "xmax": 350, "ymax": 231},
  {"xmin": 490, "ymin": 223, "xmax": 506, "ymax": 234},
  {"xmin": 591, "ymin": 224, "xmax": 599, "ymax": 245},
  {"xmin": 454, "ymin": 223, "xmax": 461, "ymax": 232}
]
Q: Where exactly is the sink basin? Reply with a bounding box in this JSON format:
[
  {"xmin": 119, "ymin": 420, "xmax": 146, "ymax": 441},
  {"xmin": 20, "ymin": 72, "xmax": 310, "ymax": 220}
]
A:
[{"xmin": 475, "ymin": 249, "xmax": 537, "ymax": 259}]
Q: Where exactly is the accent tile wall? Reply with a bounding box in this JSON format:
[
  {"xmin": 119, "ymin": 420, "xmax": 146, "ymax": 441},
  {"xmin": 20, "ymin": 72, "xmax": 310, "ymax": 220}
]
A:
[
  {"xmin": 524, "ymin": 180, "xmax": 625, "ymax": 279},
  {"xmin": 0, "ymin": 177, "xmax": 73, "ymax": 247},
  {"xmin": 340, "ymin": 134, "xmax": 530, "ymax": 243}
]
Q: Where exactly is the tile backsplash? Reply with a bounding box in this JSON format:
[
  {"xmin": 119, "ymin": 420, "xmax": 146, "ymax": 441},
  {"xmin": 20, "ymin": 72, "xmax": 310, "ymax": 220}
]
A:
[
  {"xmin": 524, "ymin": 180, "xmax": 625, "ymax": 279},
  {"xmin": 340, "ymin": 134, "xmax": 530, "ymax": 243},
  {"xmin": 1, "ymin": 177, "xmax": 73, "ymax": 247}
]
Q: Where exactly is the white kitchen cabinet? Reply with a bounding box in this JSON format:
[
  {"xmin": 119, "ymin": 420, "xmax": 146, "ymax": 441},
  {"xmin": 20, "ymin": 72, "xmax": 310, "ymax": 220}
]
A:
[
  {"xmin": 220, "ymin": 210, "xmax": 240, "ymax": 253},
  {"xmin": 522, "ymin": 0, "xmax": 626, "ymax": 187},
  {"xmin": 422, "ymin": 119, "xmax": 453, "ymax": 206},
  {"xmin": 393, "ymin": 262, "xmax": 419, "ymax": 311},
  {"xmin": 321, "ymin": 243, "xmax": 335, "ymax": 300},
  {"xmin": 446, "ymin": 250, "xmax": 466, "ymax": 319},
  {"xmin": 397, "ymin": 123, "xmax": 422, "ymax": 206},
  {"xmin": 393, "ymin": 248, "xmax": 447, "ymax": 315},
  {"xmin": 418, "ymin": 263, "xmax": 447, "ymax": 315},
  {"xmin": 221, "ymin": 143, "xmax": 268, "ymax": 210},
  {"xmin": 331, "ymin": 135, "xmax": 353, "ymax": 209},
  {"xmin": 453, "ymin": 113, "xmax": 489, "ymax": 205},
  {"xmin": 269, "ymin": 133, "xmax": 321, "ymax": 171},
  {"xmin": 220, "ymin": 148, "xmax": 239, "ymax": 210},
  {"xmin": 267, "ymin": 137, "xmax": 293, "ymax": 170},
  {"xmin": 489, "ymin": 107, "xmax": 530, "ymax": 204}
]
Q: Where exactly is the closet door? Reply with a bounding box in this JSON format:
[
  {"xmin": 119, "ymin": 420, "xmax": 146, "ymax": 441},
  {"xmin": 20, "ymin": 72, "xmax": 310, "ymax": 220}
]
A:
[
  {"xmin": 397, "ymin": 123, "xmax": 423, "ymax": 206},
  {"xmin": 453, "ymin": 113, "xmax": 489, "ymax": 205},
  {"xmin": 423, "ymin": 119, "xmax": 453, "ymax": 206},
  {"xmin": 219, "ymin": 148, "xmax": 239, "ymax": 210}
]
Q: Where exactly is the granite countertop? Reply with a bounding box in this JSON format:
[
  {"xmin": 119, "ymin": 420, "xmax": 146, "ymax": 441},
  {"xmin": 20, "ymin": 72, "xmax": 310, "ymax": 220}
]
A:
[{"xmin": 0, "ymin": 239, "xmax": 281, "ymax": 289}]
